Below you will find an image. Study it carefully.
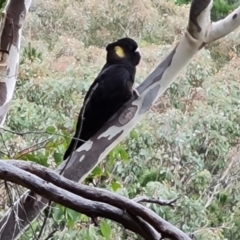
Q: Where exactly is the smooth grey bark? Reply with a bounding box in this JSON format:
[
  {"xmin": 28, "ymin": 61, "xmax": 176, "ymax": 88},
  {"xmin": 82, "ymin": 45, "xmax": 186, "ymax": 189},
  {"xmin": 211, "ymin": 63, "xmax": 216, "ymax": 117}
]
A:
[{"xmin": 0, "ymin": 0, "xmax": 32, "ymax": 126}]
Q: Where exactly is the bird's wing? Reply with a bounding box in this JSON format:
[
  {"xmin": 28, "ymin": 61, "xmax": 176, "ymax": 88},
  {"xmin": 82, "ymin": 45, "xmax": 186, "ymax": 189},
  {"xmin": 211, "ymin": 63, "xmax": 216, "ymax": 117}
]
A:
[
  {"xmin": 63, "ymin": 79, "xmax": 100, "ymax": 160},
  {"xmin": 63, "ymin": 65, "xmax": 133, "ymax": 160},
  {"xmin": 75, "ymin": 64, "xmax": 132, "ymax": 137}
]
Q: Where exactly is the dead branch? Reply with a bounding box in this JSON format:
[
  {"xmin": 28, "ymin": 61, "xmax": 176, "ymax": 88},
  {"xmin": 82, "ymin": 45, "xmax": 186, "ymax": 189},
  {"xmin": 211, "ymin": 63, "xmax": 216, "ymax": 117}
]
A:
[
  {"xmin": 2, "ymin": 160, "xmax": 190, "ymax": 240},
  {"xmin": 0, "ymin": 161, "xmax": 160, "ymax": 240},
  {"xmin": 133, "ymin": 196, "xmax": 180, "ymax": 208}
]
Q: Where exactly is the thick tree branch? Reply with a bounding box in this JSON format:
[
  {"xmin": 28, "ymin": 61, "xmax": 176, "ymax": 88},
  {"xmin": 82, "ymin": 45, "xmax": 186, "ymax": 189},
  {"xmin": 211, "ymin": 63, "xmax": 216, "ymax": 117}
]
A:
[
  {"xmin": 3, "ymin": 160, "xmax": 189, "ymax": 240},
  {"xmin": 0, "ymin": 161, "xmax": 159, "ymax": 240},
  {"xmin": 208, "ymin": 6, "xmax": 240, "ymax": 42}
]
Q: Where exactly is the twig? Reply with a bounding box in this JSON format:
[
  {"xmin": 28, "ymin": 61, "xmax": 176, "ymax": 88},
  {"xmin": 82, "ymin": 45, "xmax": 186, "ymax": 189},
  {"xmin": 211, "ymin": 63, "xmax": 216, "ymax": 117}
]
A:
[
  {"xmin": 132, "ymin": 196, "xmax": 180, "ymax": 208},
  {"xmin": 0, "ymin": 127, "xmax": 86, "ymax": 142},
  {"xmin": 4, "ymin": 182, "xmax": 23, "ymax": 238},
  {"xmin": 15, "ymin": 138, "xmax": 52, "ymax": 159},
  {"xmin": 0, "ymin": 128, "xmax": 46, "ymax": 136},
  {"xmin": 44, "ymin": 228, "xmax": 57, "ymax": 240},
  {"xmin": 37, "ymin": 210, "xmax": 49, "ymax": 240},
  {"xmin": 0, "ymin": 132, "xmax": 10, "ymax": 157}
]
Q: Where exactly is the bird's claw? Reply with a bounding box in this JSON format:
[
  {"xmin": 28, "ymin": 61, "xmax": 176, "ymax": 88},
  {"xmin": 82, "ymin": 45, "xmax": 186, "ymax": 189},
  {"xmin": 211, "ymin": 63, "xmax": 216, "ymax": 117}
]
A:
[{"xmin": 133, "ymin": 88, "xmax": 140, "ymax": 98}]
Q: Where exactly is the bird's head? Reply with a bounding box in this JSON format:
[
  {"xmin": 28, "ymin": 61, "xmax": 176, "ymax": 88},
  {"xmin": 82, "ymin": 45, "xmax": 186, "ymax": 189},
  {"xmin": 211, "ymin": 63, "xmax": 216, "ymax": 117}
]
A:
[{"xmin": 106, "ymin": 37, "xmax": 141, "ymax": 66}]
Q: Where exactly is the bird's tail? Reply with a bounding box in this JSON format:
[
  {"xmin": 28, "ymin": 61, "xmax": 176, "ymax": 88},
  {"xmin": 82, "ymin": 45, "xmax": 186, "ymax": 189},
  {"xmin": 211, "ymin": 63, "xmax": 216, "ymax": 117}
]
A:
[{"xmin": 64, "ymin": 106, "xmax": 86, "ymax": 161}]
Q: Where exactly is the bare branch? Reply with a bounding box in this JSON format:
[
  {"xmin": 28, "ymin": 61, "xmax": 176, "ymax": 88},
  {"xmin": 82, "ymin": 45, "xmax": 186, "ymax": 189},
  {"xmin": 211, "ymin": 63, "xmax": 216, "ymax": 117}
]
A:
[
  {"xmin": 133, "ymin": 196, "xmax": 180, "ymax": 208},
  {"xmin": 0, "ymin": 161, "xmax": 158, "ymax": 240},
  {"xmin": 0, "ymin": 128, "xmax": 46, "ymax": 136},
  {"xmin": 3, "ymin": 160, "xmax": 190, "ymax": 240}
]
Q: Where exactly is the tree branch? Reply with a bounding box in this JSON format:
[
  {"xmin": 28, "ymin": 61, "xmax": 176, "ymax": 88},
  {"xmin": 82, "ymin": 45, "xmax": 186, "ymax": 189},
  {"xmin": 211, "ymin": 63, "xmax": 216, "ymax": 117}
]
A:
[
  {"xmin": 0, "ymin": 161, "xmax": 159, "ymax": 240},
  {"xmin": 133, "ymin": 196, "xmax": 180, "ymax": 208},
  {"xmin": 208, "ymin": 5, "xmax": 240, "ymax": 42},
  {"xmin": 3, "ymin": 160, "xmax": 189, "ymax": 240}
]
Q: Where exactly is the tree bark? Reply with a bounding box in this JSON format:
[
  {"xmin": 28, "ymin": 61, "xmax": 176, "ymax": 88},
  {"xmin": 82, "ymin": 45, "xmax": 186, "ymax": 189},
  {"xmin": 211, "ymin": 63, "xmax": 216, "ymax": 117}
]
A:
[
  {"xmin": 0, "ymin": 161, "xmax": 162, "ymax": 240},
  {"xmin": 0, "ymin": 0, "xmax": 32, "ymax": 126},
  {"xmin": 2, "ymin": 160, "xmax": 191, "ymax": 240}
]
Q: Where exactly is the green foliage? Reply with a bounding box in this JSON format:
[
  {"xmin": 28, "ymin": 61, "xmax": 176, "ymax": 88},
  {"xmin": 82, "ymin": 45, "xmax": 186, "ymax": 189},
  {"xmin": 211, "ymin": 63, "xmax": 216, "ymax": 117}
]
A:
[
  {"xmin": 21, "ymin": 42, "xmax": 42, "ymax": 64},
  {"xmin": 0, "ymin": 0, "xmax": 6, "ymax": 12},
  {"xmin": 100, "ymin": 220, "xmax": 112, "ymax": 239},
  {"xmin": 23, "ymin": 0, "xmax": 188, "ymax": 47},
  {"xmin": 211, "ymin": 0, "xmax": 240, "ymax": 20},
  {"xmin": 139, "ymin": 169, "xmax": 172, "ymax": 187},
  {"xmin": 174, "ymin": 0, "xmax": 190, "ymax": 4},
  {"xmin": 174, "ymin": 0, "xmax": 240, "ymax": 20}
]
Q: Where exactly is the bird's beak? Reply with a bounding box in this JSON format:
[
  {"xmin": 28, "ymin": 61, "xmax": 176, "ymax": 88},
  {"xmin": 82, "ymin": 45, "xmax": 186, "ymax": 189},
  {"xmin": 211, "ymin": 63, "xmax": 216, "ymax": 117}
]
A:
[{"xmin": 135, "ymin": 48, "xmax": 141, "ymax": 54}]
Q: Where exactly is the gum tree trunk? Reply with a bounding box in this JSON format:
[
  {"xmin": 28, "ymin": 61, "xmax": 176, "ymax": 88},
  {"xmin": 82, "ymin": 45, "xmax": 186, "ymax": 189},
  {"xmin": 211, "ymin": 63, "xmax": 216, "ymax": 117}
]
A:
[{"xmin": 0, "ymin": 0, "xmax": 32, "ymax": 126}]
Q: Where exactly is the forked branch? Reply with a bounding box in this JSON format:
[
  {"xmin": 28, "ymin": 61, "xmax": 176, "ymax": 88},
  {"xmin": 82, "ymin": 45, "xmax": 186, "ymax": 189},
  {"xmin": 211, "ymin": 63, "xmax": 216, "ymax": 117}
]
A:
[{"xmin": 2, "ymin": 160, "xmax": 189, "ymax": 240}]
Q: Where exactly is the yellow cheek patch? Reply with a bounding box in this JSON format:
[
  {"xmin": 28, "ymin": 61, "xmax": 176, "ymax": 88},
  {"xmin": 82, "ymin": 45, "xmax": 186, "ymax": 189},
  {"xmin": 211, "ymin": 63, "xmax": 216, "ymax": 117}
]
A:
[{"xmin": 114, "ymin": 46, "xmax": 125, "ymax": 58}]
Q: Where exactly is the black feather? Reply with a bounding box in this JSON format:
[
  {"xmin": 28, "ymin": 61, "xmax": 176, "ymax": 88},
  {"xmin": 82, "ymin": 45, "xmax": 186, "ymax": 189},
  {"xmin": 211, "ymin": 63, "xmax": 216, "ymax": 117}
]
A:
[{"xmin": 63, "ymin": 37, "xmax": 141, "ymax": 161}]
